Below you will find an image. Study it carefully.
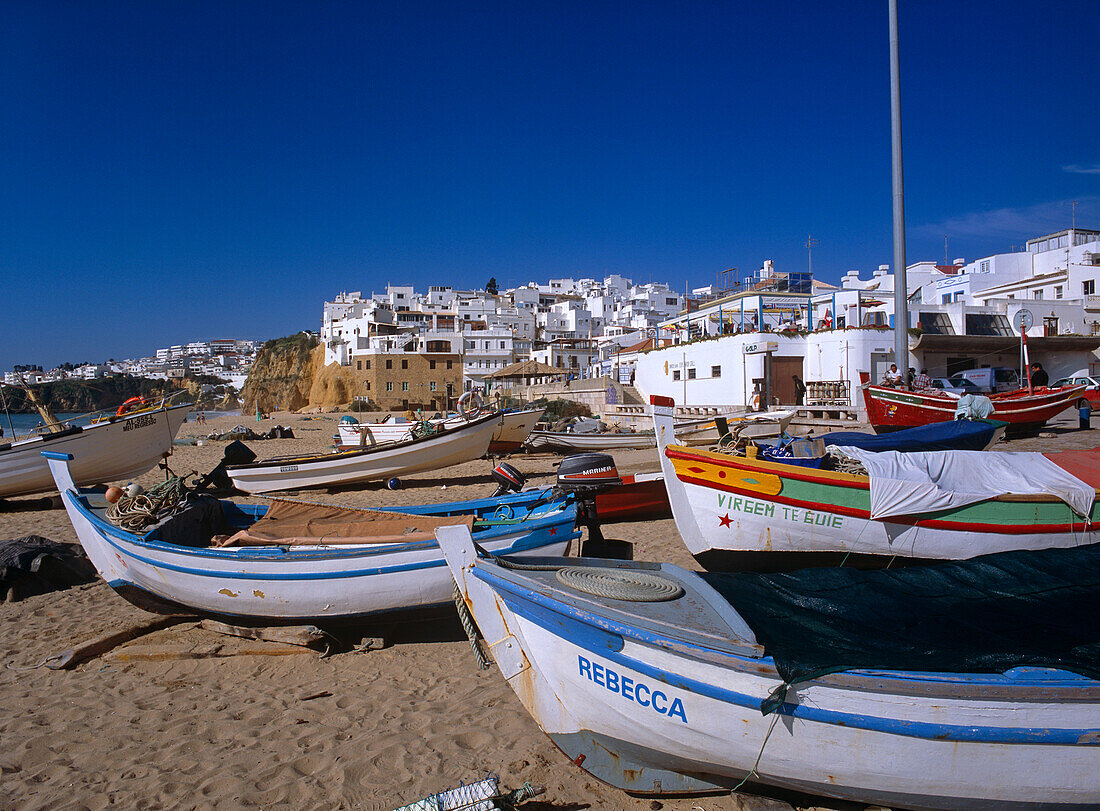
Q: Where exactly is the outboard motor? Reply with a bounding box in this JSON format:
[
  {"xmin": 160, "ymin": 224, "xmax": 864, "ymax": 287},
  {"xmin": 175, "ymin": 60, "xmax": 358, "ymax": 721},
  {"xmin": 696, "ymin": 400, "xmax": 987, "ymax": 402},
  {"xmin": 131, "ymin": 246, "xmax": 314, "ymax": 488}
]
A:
[
  {"xmin": 555, "ymin": 453, "xmax": 632, "ymax": 560},
  {"xmin": 489, "ymin": 461, "xmax": 527, "ymax": 497},
  {"xmin": 192, "ymin": 440, "xmax": 257, "ymax": 495}
]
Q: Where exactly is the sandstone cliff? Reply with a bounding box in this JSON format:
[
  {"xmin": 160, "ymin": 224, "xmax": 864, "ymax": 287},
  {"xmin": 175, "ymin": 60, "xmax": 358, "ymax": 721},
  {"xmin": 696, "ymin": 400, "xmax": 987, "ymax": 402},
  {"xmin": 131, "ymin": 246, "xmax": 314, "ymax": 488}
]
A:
[
  {"xmin": 239, "ymin": 335, "xmax": 361, "ymax": 413},
  {"xmin": 307, "ymin": 358, "xmax": 361, "ymax": 409},
  {"xmin": 239, "ymin": 335, "xmax": 323, "ymax": 413}
]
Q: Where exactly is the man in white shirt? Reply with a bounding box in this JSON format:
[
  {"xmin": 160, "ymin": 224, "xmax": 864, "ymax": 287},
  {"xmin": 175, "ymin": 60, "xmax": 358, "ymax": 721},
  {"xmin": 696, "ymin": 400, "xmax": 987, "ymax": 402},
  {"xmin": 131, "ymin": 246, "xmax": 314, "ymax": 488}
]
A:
[{"xmin": 882, "ymin": 364, "xmax": 903, "ymax": 387}]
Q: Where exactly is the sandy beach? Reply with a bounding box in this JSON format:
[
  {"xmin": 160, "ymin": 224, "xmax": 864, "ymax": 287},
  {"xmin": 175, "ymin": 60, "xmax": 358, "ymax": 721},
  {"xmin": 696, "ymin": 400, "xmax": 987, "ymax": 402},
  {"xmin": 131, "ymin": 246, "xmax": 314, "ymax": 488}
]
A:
[{"xmin": 1, "ymin": 409, "xmax": 1096, "ymax": 810}]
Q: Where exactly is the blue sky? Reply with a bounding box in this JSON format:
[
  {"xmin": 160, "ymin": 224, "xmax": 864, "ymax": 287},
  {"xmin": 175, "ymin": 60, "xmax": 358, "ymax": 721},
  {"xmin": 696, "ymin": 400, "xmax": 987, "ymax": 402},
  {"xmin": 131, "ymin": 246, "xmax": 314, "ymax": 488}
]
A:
[{"xmin": 2, "ymin": 1, "xmax": 1096, "ymax": 370}]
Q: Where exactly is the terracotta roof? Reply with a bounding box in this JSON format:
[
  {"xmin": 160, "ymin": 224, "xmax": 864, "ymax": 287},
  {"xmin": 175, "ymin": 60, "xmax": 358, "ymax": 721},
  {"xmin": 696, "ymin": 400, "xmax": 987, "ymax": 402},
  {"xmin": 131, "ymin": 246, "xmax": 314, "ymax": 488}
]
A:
[
  {"xmin": 486, "ymin": 359, "xmax": 568, "ymax": 378},
  {"xmin": 621, "ymin": 337, "xmax": 668, "ymax": 353}
]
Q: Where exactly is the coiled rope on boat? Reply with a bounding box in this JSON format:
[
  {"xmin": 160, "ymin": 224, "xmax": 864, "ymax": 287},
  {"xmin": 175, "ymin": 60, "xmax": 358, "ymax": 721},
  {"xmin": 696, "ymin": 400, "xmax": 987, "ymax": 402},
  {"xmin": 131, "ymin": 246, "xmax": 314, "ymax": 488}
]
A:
[
  {"xmin": 554, "ymin": 567, "xmax": 685, "ymax": 602},
  {"xmin": 105, "ymin": 476, "xmax": 188, "ymax": 532}
]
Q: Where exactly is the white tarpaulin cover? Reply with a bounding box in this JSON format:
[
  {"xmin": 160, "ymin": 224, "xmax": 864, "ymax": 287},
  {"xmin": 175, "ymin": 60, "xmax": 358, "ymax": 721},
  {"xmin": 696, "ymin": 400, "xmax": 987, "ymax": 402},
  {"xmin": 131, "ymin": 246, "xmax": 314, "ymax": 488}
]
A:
[{"xmin": 831, "ymin": 447, "xmax": 1097, "ymax": 519}]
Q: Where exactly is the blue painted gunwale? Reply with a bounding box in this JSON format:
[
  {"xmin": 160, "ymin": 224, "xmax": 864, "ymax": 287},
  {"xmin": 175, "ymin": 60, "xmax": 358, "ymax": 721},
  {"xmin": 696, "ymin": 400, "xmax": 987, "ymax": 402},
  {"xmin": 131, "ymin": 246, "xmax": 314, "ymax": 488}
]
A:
[
  {"xmin": 94, "ymin": 523, "xmax": 574, "ymax": 581},
  {"xmin": 472, "ymin": 565, "xmax": 1100, "ymax": 746}
]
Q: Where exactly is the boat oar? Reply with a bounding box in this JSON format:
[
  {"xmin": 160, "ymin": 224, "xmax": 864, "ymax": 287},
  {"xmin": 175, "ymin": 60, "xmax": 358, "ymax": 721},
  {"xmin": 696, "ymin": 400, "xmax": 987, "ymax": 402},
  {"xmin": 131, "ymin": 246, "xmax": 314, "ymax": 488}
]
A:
[{"xmin": 43, "ymin": 615, "xmax": 193, "ymax": 670}]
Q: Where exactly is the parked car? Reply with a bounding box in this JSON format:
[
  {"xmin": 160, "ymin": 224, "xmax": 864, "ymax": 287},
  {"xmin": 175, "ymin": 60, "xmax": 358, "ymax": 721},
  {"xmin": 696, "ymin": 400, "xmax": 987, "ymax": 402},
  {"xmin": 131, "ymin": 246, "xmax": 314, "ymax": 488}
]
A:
[
  {"xmin": 929, "ymin": 377, "xmax": 983, "ymax": 395},
  {"xmin": 957, "ymin": 367, "xmax": 1021, "ymax": 393},
  {"xmin": 1051, "ymin": 373, "xmax": 1100, "ymax": 409}
]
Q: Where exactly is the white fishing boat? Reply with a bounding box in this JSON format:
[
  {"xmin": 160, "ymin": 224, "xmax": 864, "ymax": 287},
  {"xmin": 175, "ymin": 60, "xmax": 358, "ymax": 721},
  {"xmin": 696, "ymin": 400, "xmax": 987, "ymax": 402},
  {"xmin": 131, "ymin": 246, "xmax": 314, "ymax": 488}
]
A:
[
  {"xmin": 673, "ymin": 409, "xmax": 796, "ymax": 446},
  {"xmin": 524, "ymin": 430, "xmax": 657, "ymax": 453},
  {"xmin": 0, "ymin": 396, "xmax": 191, "ymax": 499},
  {"xmin": 652, "ymin": 395, "xmax": 1100, "ymax": 570},
  {"xmin": 439, "ymin": 525, "xmax": 1100, "ymax": 807},
  {"xmin": 44, "ymin": 451, "xmax": 577, "ymax": 620},
  {"xmin": 227, "ymin": 411, "xmax": 502, "ymax": 494},
  {"xmin": 336, "ymin": 407, "xmax": 543, "ymax": 454}
]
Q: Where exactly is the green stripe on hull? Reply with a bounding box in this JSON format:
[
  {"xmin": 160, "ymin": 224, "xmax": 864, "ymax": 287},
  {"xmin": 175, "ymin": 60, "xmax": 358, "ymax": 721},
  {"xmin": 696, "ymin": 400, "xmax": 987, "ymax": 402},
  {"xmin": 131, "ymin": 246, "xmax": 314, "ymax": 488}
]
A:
[
  {"xmin": 775, "ymin": 475, "xmax": 1099, "ymax": 527},
  {"xmin": 868, "ymin": 389, "xmax": 924, "ymax": 406}
]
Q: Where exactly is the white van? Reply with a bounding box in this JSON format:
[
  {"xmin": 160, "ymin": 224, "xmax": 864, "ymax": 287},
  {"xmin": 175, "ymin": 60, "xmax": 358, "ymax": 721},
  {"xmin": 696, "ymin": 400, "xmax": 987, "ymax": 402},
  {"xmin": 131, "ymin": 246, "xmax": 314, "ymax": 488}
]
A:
[{"xmin": 957, "ymin": 367, "xmax": 1020, "ymax": 393}]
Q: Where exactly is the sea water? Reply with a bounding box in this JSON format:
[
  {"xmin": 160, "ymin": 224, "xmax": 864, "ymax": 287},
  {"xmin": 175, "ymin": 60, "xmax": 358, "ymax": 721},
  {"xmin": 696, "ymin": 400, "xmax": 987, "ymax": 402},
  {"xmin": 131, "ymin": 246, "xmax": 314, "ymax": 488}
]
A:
[
  {"xmin": 0, "ymin": 413, "xmax": 83, "ymax": 439},
  {"xmin": 1, "ymin": 408, "xmax": 242, "ymax": 439}
]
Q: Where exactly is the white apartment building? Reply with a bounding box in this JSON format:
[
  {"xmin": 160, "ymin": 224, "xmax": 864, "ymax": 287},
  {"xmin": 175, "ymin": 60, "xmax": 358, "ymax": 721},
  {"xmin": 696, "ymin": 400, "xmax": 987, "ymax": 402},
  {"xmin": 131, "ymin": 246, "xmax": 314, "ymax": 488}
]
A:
[
  {"xmin": 321, "ymin": 274, "xmax": 710, "ymax": 390},
  {"xmin": 531, "ymin": 338, "xmax": 598, "ymax": 377},
  {"xmin": 463, "ymin": 326, "xmax": 516, "ymax": 390},
  {"xmin": 969, "ymin": 229, "xmax": 1100, "ymax": 323},
  {"xmin": 488, "ymin": 307, "xmax": 537, "ymax": 341}
]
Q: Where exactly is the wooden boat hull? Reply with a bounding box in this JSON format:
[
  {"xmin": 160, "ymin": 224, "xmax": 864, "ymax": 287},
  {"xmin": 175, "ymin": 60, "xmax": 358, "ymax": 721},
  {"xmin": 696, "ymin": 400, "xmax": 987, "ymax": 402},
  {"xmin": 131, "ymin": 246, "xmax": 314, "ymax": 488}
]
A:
[
  {"xmin": 862, "ymin": 384, "xmax": 1085, "ymax": 435},
  {"xmin": 44, "ymin": 453, "xmax": 577, "ymax": 621},
  {"xmin": 525, "ymin": 430, "xmax": 657, "ymax": 452},
  {"xmin": 653, "ymin": 400, "xmax": 1099, "ymax": 568},
  {"xmin": 0, "ymin": 404, "xmax": 191, "ymax": 498},
  {"xmin": 593, "ymin": 472, "xmax": 671, "ymax": 523},
  {"xmin": 228, "ymin": 412, "xmax": 501, "ymax": 493},
  {"xmin": 439, "ymin": 529, "xmax": 1100, "ymax": 808},
  {"xmin": 336, "ymin": 408, "xmax": 543, "ymax": 454},
  {"xmin": 674, "ymin": 410, "xmax": 795, "ymax": 446}
]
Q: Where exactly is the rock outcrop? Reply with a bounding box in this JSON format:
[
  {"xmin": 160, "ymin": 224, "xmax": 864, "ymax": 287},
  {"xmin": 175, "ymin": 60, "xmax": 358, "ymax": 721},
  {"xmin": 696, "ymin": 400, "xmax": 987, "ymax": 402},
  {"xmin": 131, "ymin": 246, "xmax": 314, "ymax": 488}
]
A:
[
  {"xmin": 307, "ymin": 360, "xmax": 361, "ymax": 410},
  {"xmin": 239, "ymin": 335, "xmax": 323, "ymax": 413},
  {"xmin": 2, "ymin": 377, "xmax": 176, "ymax": 414},
  {"xmin": 239, "ymin": 335, "xmax": 363, "ymax": 413}
]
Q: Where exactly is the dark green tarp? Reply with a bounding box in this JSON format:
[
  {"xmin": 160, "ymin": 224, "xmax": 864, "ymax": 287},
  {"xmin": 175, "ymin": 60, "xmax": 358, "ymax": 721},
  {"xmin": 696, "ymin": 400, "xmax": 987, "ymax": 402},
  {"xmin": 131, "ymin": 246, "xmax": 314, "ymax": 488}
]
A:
[{"xmin": 700, "ymin": 543, "xmax": 1100, "ymax": 686}]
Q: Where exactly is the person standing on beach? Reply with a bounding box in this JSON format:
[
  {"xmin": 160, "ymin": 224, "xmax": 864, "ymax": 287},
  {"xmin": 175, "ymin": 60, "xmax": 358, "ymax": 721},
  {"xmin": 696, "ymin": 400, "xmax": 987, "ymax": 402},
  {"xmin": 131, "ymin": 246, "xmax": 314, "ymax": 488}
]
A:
[
  {"xmin": 1031, "ymin": 362, "xmax": 1049, "ymax": 387},
  {"xmin": 792, "ymin": 374, "xmax": 806, "ymax": 405}
]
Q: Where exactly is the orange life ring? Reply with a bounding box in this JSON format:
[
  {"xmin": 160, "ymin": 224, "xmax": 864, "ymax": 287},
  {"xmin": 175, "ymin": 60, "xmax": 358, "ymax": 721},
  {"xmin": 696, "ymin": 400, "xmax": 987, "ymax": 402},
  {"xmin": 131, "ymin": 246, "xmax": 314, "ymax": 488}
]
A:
[{"xmin": 116, "ymin": 396, "xmax": 148, "ymax": 416}]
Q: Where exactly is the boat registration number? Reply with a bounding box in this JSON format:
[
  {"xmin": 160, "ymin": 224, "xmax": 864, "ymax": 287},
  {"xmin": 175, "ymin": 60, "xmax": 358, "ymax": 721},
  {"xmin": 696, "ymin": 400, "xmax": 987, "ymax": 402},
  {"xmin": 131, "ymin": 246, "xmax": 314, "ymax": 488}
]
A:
[
  {"xmin": 279, "ymin": 465, "xmax": 298, "ymax": 473},
  {"xmin": 123, "ymin": 414, "xmax": 156, "ymax": 432}
]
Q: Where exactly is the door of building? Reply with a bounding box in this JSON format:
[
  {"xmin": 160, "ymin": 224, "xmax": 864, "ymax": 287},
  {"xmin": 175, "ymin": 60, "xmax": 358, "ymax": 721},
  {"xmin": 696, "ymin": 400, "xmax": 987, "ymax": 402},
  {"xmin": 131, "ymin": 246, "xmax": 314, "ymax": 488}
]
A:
[
  {"xmin": 769, "ymin": 356, "xmax": 804, "ymax": 406},
  {"xmin": 870, "ymin": 352, "xmax": 896, "ymax": 386}
]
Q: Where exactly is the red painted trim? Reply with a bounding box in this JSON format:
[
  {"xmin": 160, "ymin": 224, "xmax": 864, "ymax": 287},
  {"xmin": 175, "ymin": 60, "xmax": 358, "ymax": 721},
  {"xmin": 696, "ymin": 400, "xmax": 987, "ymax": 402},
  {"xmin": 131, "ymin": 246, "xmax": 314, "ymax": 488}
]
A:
[
  {"xmin": 676, "ymin": 475, "xmax": 1091, "ymax": 534},
  {"xmin": 665, "ymin": 447, "xmax": 869, "ymax": 490}
]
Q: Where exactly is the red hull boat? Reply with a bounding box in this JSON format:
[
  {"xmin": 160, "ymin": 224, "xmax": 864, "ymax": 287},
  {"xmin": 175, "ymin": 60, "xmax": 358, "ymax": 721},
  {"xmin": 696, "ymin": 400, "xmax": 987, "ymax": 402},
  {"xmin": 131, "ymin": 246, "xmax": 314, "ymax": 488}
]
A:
[
  {"xmin": 861, "ymin": 382, "xmax": 1086, "ymax": 435},
  {"xmin": 593, "ymin": 472, "xmax": 671, "ymax": 522}
]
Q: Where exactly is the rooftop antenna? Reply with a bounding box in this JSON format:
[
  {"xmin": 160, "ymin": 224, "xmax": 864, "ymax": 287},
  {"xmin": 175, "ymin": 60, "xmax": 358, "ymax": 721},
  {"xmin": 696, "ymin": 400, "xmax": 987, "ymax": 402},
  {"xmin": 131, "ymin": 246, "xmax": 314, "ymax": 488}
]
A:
[
  {"xmin": 889, "ymin": 0, "xmax": 909, "ymax": 373},
  {"xmin": 804, "ymin": 234, "xmax": 820, "ymax": 275},
  {"xmin": 944, "ymin": 235, "xmax": 948, "ymax": 266},
  {"xmin": 1073, "ymin": 199, "xmax": 1078, "ymax": 231}
]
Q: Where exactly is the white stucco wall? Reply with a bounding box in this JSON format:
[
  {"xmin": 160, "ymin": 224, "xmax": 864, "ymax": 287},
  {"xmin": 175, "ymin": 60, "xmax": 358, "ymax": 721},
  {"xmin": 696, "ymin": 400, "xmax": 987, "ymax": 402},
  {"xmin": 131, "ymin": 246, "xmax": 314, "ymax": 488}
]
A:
[{"xmin": 634, "ymin": 328, "xmax": 904, "ymax": 413}]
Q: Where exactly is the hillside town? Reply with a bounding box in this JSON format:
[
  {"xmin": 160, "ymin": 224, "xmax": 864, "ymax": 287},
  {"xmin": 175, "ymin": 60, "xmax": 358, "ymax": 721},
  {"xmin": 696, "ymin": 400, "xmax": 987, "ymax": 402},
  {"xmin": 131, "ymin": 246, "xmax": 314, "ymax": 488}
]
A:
[
  {"xmin": 3, "ymin": 339, "xmax": 261, "ymax": 389},
  {"xmin": 320, "ymin": 226, "xmax": 1100, "ymax": 414},
  {"xmin": 6, "ymin": 225, "xmax": 1098, "ymax": 419}
]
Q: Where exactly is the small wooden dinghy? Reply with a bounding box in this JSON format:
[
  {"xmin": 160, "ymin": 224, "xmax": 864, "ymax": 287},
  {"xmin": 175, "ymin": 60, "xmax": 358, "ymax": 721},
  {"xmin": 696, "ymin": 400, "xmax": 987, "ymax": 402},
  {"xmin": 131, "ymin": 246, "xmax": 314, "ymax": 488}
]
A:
[
  {"xmin": 44, "ymin": 451, "xmax": 577, "ymax": 621},
  {"xmin": 336, "ymin": 407, "xmax": 543, "ymax": 454},
  {"xmin": 524, "ymin": 430, "xmax": 658, "ymax": 452},
  {"xmin": 227, "ymin": 411, "xmax": 502, "ymax": 494},
  {"xmin": 862, "ymin": 380, "xmax": 1086, "ymax": 435}
]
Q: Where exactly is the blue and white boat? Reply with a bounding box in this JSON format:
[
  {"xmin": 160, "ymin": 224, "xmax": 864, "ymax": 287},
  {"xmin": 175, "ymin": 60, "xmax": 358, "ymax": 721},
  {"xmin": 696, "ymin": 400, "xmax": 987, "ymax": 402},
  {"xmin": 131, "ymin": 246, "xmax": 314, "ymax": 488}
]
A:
[
  {"xmin": 44, "ymin": 451, "xmax": 577, "ymax": 621},
  {"xmin": 439, "ymin": 524, "xmax": 1100, "ymax": 808}
]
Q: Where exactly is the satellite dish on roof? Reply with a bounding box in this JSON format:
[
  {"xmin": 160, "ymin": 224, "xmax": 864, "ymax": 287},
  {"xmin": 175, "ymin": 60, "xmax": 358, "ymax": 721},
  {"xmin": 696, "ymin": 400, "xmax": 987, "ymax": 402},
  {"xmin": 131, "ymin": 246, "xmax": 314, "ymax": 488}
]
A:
[{"xmin": 1012, "ymin": 309, "xmax": 1034, "ymax": 331}]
